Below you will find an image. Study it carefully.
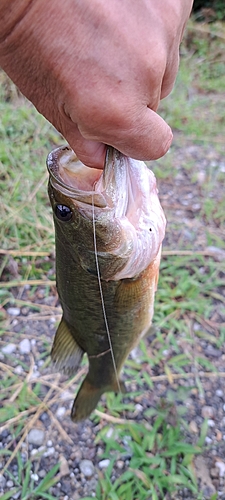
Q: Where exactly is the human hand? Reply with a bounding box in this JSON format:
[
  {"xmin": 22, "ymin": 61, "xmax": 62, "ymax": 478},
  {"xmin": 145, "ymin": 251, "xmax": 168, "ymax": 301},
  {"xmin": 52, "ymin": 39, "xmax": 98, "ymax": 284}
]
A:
[{"xmin": 0, "ymin": 0, "xmax": 193, "ymax": 168}]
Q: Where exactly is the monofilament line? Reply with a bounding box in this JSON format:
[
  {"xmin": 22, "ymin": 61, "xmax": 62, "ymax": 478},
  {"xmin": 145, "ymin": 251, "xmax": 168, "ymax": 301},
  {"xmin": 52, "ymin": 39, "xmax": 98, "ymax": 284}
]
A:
[{"xmin": 92, "ymin": 194, "xmax": 122, "ymax": 395}]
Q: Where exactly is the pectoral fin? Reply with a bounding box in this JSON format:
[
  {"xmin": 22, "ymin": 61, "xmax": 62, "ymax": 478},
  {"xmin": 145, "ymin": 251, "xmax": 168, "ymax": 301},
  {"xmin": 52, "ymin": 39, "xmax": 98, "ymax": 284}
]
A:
[{"xmin": 51, "ymin": 317, "xmax": 84, "ymax": 377}]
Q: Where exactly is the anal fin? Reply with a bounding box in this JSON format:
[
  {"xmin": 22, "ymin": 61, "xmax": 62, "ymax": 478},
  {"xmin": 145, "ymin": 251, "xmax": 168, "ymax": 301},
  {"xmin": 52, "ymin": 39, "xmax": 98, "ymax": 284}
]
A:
[{"xmin": 51, "ymin": 317, "xmax": 84, "ymax": 377}]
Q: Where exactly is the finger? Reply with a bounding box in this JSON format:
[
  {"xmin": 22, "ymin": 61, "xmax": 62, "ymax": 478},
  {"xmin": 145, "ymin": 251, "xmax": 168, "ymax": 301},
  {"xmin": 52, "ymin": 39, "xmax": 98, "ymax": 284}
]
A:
[
  {"xmin": 60, "ymin": 120, "xmax": 107, "ymax": 169},
  {"xmin": 105, "ymin": 107, "xmax": 173, "ymax": 161}
]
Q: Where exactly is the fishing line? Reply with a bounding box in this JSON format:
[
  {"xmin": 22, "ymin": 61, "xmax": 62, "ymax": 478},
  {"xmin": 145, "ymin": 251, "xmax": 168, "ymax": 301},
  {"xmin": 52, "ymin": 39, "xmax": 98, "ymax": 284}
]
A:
[{"xmin": 91, "ymin": 194, "xmax": 122, "ymax": 395}]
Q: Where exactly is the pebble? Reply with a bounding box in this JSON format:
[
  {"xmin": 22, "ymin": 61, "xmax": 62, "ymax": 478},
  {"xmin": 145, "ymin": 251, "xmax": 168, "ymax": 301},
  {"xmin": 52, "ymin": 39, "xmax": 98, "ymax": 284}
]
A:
[
  {"xmin": 205, "ymin": 345, "xmax": 221, "ymax": 358},
  {"xmin": 216, "ymin": 430, "xmax": 222, "ymax": 441},
  {"xmin": 14, "ymin": 365, "xmax": 23, "ymax": 375},
  {"xmin": 2, "ymin": 343, "xmax": 16, "ymax": 355},
  {"xmin": 31, "ymin": 473, "xmax": 39, "ymax": 482},
  {"xmin": 208, "ymin": 419, "xmax": 215, "ymax": 427},
  {"xmin": 56, "ymin": 407, "xmax": 66, "ymax": 418},
  {"xmin": 60, "ymin": 455, "xmax": 70, "ymax": 477},
  {"xmin": 211, "ymin": 467, "xmax": 219, "ymax": 478},
  {"xmin": 130, "ymin": 346, "xmax": 142, "ymax": 363},
  {"xmin": 98, "ymin": 459, "xmax": 110, "ymax": 469},
  {"xmin": 202, "ymin": 406, "xmax": 215, "ymax": 419},
  {"xmin": 215, "ymin": 461, "xmax": 225, "ymax": 478},
  {"xmin": 43, "ymin": 447, "xmax": 55, "ymax": 457},
  {"xmin": 216, "ymin": 389, "xmax": 223, "ymax": 398},
  {"xmin": 19, "ymin": 338, "xmax": 31, "ymax": 354},
  {"xmin": 39, "ymin": 469, "xmax": 46, "ymax": 478},
  {"xmin": 189, "ymin": 420, "xmax": 198, "ymax": 434},
  {"xmin": 116, "ymin": 460, "xmax": 124, "ymax": 470},
  {"xmin": 28, "ymin": 429, "xmax": 45, "ymax": 446},
  {"xmin": 6, "ymin": 480, "xmax": 14, "ymax": 488},
  {"xmin": 135, "ymin": 403, "xmax": 143, "ymax": 413},
  {"xmin": 7, "ymin": 307, "xmax": 20, "ymax": 316},
  {"xmin": 79, "ymin": 460, "xmax": 95, "ymax": 478},
  {"xmin": 0, "ymin": 474, "xmax": 6, "ymax": 489}
]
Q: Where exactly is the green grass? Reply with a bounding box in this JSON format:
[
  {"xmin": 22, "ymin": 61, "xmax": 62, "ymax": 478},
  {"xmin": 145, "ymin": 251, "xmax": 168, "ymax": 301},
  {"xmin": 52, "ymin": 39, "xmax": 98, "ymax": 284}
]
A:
[{"xmin": 0, "ymin": 19, "xmax": 225, "ymax": 500}]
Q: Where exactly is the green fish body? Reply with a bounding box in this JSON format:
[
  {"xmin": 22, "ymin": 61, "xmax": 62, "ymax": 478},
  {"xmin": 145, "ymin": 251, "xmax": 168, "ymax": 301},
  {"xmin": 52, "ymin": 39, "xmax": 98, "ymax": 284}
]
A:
[{"xmin": 47, "ymin": 146, "xmax": 166, "ymax": 422}]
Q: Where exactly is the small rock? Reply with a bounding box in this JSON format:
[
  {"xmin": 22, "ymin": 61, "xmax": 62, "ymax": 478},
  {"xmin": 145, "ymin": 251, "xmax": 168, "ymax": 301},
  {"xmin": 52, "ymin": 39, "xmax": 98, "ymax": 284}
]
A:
[
  {"xmin": 60, "ymin": 455, "xmax": 70, "ymax": 477},
  {"xmin": 28, "ymin": 429, "xmax": 45, "ymax": 446},
  {"xmin": 189, "ymin": 420, "xmax": 198, "ymax": 434},
  {"xmin": 31, "ymin": 473, "xmax": 39, "ymax": 482},
  {"xmin": 116, "ymin": 460, "xmax": 124, "ymax": 470},
  {"xmin": 39, "ymin": 469, "xmax": 46, "ymax": 478},
  {"xmin": 208, "ymin": 419, "xmax": 215, "ymax": 427},
  {"xmin": 7, "ymin": 307, "xmax": 20, "ymax": 316},
  {"xmin": 47, "ymin": 440, "xmax": 53, "ymax": 447},
  {"xmin": 205, "ymin": 437, "xmax": 212, "ymax": 444},
  {"xmin": 205, "ymin": 345, "xmax": 221, "ymax": 358},
  {"xmin": 60, "ymin": 479, "xmax": 71, "ymax": 495},
  {"xmin": 135, "ymin": 403, "xmax": 143, "ymax": 413},
  {"xmin": 2, "ymin": 343, "xmax": 16, "ymax": 355},
  {"xmin": 130, "ymin": 346, "xmax": 142, "ymax": 363},
  {"xmin": 43, "ymin": 447, "xmax": 55, "ymax": 457},
  {"xmin": 31, "ymin": 449, "xmax": 38, "ymax": 456},
  {"xmin": 211, "ymin": 467, "xmax": 219, "ymax": 478},
  {"xmin": 215, "ymin": 461, "xmax": 225, "ymax": 478},
  {"xmin": 14, "ymin": 365, "xmax": 23, "ymax": 375},
  {"xmin": 56, "ymin": 407, "xmax": 66, "ymax": 418},
  {"xmin": 216, "ymin": 430, "xmax": 222, "ymax": 441},
  {"xmin": 206, "ymin": 246, "xmax": 225, "ymax": 262},
  {"xmin": 202, "ymin": 406, "xmax": 215, "ymax": 419},
  {"xmin": 6, "ymin": 479, "xmax": 14, "ymax": 488},
  {"xmin": 0, "ymin": 474, "xmax": 6, "ymax": 489},
  {"xmin": 216, "ymin": 389, "xmax": 223, "ymax": 398},
  {"xmin": 19, "ymin": 338, "xmax": 31, "ymax": 354},
  {"xmin": 98, "ymin": 459, "xmax": 110, "ymax": 469},
  {"xmin": 79, "ymin": 460, "xmax": 95, "ymax": 478}
]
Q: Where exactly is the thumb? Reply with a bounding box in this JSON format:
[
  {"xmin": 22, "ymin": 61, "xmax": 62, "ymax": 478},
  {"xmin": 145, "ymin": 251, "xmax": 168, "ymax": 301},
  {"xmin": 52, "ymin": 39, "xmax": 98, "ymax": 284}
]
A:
[{"xmin": 110, "ymin": 107, "xmax": 173, "ymax": 161}]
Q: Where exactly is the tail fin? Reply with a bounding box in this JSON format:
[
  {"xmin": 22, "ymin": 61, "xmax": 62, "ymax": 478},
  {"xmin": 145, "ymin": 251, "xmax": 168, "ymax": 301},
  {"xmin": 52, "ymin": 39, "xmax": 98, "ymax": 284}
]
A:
[
  {"xmin": 71, "ymin": 377, "xmax": 127, "ymax": 422},
  {"xmin": 71, "ymin": 378, "xmax": 104, "ymax": 422}
]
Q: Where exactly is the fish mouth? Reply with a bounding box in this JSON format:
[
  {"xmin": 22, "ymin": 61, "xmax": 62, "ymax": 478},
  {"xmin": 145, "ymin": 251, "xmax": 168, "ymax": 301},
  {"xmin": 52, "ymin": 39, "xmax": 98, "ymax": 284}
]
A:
[{"xmin": 47, "ymin": 146, "xmax": 113, "ymax": 208}]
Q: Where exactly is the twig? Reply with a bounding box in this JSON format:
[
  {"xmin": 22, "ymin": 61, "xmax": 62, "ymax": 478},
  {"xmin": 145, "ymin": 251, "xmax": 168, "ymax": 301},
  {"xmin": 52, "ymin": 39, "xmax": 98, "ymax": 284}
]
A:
[
  {"xmin": 0, "ymin": 408, "xmax": 37, "ymax": 434},
  {"xmin": 46, "ymin": 407, "xmax": 73, "ymax": 445},
  {"xmin": 94, "ymin": 409, "xmax": 133, "ymax": 425},
  {"xmin": 149, "ymin": 371, "xmax": 225, "ymax": 382},
  {"xmin": 162, "ymin": 249, "xmax": 223, "ymax": 258},
  {"xmin": 0, "ymin": 249, "xmax": 51, "ymax": 257},
  {"xmin": 0, "ymin": 279, "xmax": 56, "ymax": 288}
]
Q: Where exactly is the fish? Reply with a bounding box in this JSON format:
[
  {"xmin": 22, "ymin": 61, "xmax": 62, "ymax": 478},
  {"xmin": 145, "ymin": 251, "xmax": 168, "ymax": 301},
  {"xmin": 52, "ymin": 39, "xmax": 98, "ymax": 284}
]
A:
[{"xmin": 47, "ymin": 145, "xmax": 166, "ymax": 422}]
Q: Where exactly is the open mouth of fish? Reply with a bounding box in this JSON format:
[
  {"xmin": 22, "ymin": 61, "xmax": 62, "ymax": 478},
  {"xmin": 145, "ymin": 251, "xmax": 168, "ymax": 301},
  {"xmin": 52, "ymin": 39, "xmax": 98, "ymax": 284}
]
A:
[{"xmin": 47, "ymin": 145, "xmax": 166, "ymax": 281}]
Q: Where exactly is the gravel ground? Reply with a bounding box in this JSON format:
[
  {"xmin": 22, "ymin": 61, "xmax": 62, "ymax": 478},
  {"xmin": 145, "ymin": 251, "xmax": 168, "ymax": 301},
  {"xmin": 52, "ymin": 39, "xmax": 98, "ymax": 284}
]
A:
[{"xmin": 1, "ymin": 139, "xmax": 225, "ymax": 499}]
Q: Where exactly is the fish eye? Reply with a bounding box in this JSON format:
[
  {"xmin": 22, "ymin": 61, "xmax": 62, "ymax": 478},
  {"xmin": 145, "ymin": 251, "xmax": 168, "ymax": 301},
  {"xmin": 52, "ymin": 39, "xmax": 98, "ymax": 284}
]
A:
[{"xmin": 55, "ymin": 204, "xmax": 73, "ymax": 222}]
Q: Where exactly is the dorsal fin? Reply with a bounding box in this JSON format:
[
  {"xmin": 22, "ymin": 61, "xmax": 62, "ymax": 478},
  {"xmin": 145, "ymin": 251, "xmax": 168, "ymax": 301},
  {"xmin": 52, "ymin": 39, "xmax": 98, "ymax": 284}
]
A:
[{"xmin": 51, "ymin": 317, "xmax": 84, "ymax": 377}]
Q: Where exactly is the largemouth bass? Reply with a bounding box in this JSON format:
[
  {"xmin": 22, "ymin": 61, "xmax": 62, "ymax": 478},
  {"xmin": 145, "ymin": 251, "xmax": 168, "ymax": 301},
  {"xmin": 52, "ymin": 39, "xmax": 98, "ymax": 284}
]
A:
[{"xmin": 47, "ymin": 146, "xmax": 166, "ymax": 422}]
